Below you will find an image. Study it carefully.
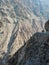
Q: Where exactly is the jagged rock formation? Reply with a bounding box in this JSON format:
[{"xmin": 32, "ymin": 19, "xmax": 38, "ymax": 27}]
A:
[
  {"xmin": 7, "ymin": 14, "xmax": 49, "ymax": 65},
  {"xmin": 19, "ymin": 32, "xmax": 49, "ymax": 65},
  {"xmin": 8, "ymin": 31, "xmax": 49, "ymax": 65},
  {"xmin": 0, "ymin": 0, "xmax": 49, "ymax": 65}
]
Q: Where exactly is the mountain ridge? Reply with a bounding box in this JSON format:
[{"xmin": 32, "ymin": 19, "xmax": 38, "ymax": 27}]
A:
[{"xmin": 0, "ymin": 0, "xmax": 49, "ymax": 65}]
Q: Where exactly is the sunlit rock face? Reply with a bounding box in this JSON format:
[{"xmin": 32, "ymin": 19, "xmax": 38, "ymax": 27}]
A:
[
  {"xmin": 0, "ymin": 18, "xmax": 7, "ymax": 44},
  {"xmin": 0, "ymin": 4, "xmax": 16, "ymax": 64},
  {"xmin": 0, "ymin": 0, "xmax": 48, "ymax": 65},
  {"xmin": 0, "ymin": 16, "xmax": 8, "ymax": 51},
  {"xmin": 0, "ymin": 6, "xmax": 34, "ymax": 65},
  {"xmin": 0, "ymin": 1, "xmax": 33, "ymax": 65},
  {"xmin": 0, "ymin": 15, "xmax": 12, "ymax": 45},
  {"xmin": 0, "ymin": 0, "xmax": 43, "ymax": 56}
]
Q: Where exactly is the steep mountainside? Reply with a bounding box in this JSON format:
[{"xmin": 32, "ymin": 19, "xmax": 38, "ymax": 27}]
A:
[
  {"xmin": 0, "ymin": 0, "xmax": 49, "ymax": 65},
  {"xmin": 7, "ymin": 21, "xmax": 49, "ymax": 65},
  {"xmin": 8, "ymin": 29, "xmax": 49, "ymax": 65}
]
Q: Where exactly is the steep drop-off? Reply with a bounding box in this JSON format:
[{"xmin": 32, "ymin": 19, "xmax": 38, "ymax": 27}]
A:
[{"xmin": 0, "ymin": 0, "xmax": 49, "ymax": 65}]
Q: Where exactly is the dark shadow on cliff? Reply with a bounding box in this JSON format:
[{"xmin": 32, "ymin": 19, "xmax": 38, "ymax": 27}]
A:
[
  {"xmin": 7, "ymin": 32, "xmax": 49, "ymax": 65},
  {"xmin": 7, "ymin": 21, "xmax": 19, "ymax": 53}
]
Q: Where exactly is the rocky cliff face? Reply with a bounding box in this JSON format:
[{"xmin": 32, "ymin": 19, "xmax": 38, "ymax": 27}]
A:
[
  {"xmin": 8, "ymin": 21, "xmax": 49, "ymax": 65},
  {"xmin": 0, "ymin": 0, "xmax": 49, "ymax": 65}
]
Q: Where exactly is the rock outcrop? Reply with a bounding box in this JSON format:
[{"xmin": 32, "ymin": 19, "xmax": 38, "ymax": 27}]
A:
[
  {"xmin": 0, "ymin": 0, "xmax": 49, "ymax": 65},
  {"xmin": 8, "ymin": 30, "xmax": 49, "ymax": 65},
  {"xmin": 6, "ymin": 9, "xmax": 49, "ymax": 65}
]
